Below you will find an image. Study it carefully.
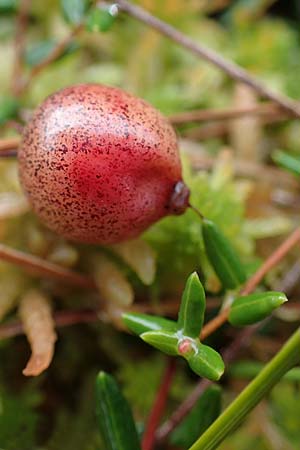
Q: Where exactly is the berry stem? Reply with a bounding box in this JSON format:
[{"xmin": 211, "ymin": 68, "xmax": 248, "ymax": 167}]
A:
[{"xmin": 188, "ymin": 203, "xmax": 205, "ymax": 220}]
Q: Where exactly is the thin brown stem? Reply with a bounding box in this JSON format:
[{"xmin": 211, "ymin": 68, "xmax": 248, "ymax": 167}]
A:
[
  {"xmin": 186, "ymin": 150, "xmax": 298, "ymax": 190},
  {"xmin": 200, "ymin": 227, "xmax": 300, "ymax": 340},
  {"xmin": 200, "ymin": 309, "xmax": 229, "ymax": 340},
  {"xmin": 12, "ymin": 0, "xmax": 31, "ymax": 96},
  {"xmin": 183, "ymin": 112, "xmax": 288, "ymax": 140},
  {"xmin": 0, "ymin": 309, "xmax": 99, "ymax": 340},
  {"xmin": 142, "ymin": 358, "xmax": 177, "ymax": 450},
  {"xmin": 116, "ymin": 0, "xmax": 300, "ymax": 117},
  {"xmin": 0, "ymin": 243, "xmax": 96, "ymax": 289},
  {"xmin": 169, "ymin": 102, "xmax": 285, "ymax": 125},
  {"xmin": 241, "ymin": 228, "xmax": 300, "ymax": 296},
  {"xmin": 19, "ymin": 24, "xmax": 83, "ymax": 94},
  {"xmin": 0, "ymin": 150, "xmax": 18, "ymax": 158},
  {"xmin": 0, "ymin": 136, "xmax": 20, "ymax": 152}
]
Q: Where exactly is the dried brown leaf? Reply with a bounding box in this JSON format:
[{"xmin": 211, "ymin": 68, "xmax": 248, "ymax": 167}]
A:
[{"xmin": 19, "ymin": 289, "xmax": 57, "ymax": 376}]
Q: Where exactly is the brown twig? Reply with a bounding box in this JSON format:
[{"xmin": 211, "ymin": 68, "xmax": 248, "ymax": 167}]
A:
[
  {"xmin": 241, "ymin": 228, "xmax": 300, "ymax": 296},
  {"xmin": 0, "ymin": 150, "xmax": 18, "ymax": 158},
  {"xmin": 273, "ymin": 260, "xmax": 300, "ymax": 293},
  {"xmin": 12, "ymin": 0, "xmax": 31, "ymax": 96},
  {"xmin": 200, "ymin": 227, "xmax": 300, "ymax": 340},
  {"xmin": 0, "ymin": 309, "xmax": 99, "ymax": 340},
  {"xmin": 142, "ymin": 358, "xmax": 177, "ymax": 450},
  {"xmin": 19, "ymin": 24, "xmax": 83, "ymax": 95},
  {"xmin": 186, "ymin": 149, "xmax": 299, "ymax": 190},
  {"xmin": 0, "ymin": 136, "xmax": 20, "ymax": 152},
  {"xmin": 0, "ymin": 243, "xmax": 96, "ymax": 289},
  {"xmin": 169, "ymin": 102, "xmax": 285, "ymax": 125},
  {"xmin": 116, "ymin": 0, "xmax": 300, "ymax": 117},
  {"xmin": 182, "ymin": 112, "xmax": 288, "ymax": 141}
]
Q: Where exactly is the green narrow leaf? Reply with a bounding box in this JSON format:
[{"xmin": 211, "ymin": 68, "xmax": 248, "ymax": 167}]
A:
[
  {"xmin": 272, "ymin": 149, "xmax": 300, "ymax": 177},
  {"xmin": 95, "ymin": 372, "xmax": 141, "ymax": 450},
  {"xmin": 229, "ymin": 291, "xmax": 287, "ymax": 326},
  {"xmin": 187, "ymin": 343, "xmax": 224, "ymax": 381},
  {"xmin": 86, "ymin": 4, "xmax": 118, "ymax": 33},
  {"xmin": 177, "ymin": 272, "xmax": 206, "ymax": 338},
  {"xmin": 141, "ymin": 330, "xmax": 179, "ymax": 356},
  {"xmin": 170, "ymin": 385, "xmax": 222, "ymax": 449},
  {"xmin": 61, "ymin": 0, "xmax": 90, "ymax": 25},
  {"xmin": 25, "ymin": 40, "xmax": 78, "ymax": 67},
  {"xmin": 0, "ymin": 96, "xmax": 19, "ymax": 125},
  {"xmin": 122, "ymin": 312, "xmax": 177, "ymax": 336},
  {"xmin": 202, "ymin": 219, "xmax": 246, "ymax": 289}
]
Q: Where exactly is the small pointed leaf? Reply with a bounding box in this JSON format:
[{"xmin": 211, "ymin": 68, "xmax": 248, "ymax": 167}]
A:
[
  {"xmin": 187, "ymin": 343, "xmax": 224, "ymax": 381},
  {"xmin": 123, "ymin": 312, "xmax": 177, "ymax": 336},
  {"xmin": 177, "ymin": 272, "xmax": 206, "ymax": 338},
  {"xmin": 229, "ymin": 291, "xmax": 288, "ymax": 326},
  {"xmin": 202, "ymin": 219, "xmax": 246, "ymax": 289},
  {"xmin": 170, "ymin": 385, "xmax": 222, "ymax": 449},
  {"xmin": 272, "ymin": 150, "xmax": 300, "ymax": 177},
  {"xmin": 141, "ymin": 330, "xmax": 179, "ymax": 356},
  {"xmin": 96, "ymin": 371, "xmax": 141, "ymax": 450},
  {"xmin": 61, "ymin": 0, "xmax": 90, "ymax": 25},
  {"xmin": 86, "ymin": 4, "xmax": 118, "ymax": 33}
]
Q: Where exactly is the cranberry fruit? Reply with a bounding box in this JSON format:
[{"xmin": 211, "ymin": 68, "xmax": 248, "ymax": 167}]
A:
[{"xmin": 19, "ymin": 84, "xmax": 189, "ymax": 244}]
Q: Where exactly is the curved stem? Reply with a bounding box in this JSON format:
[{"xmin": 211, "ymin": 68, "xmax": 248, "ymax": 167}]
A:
[
  {"xmin": 116, "ymin": 0, "xmax": 300, "ymax": 117},
  {"xmin": 200, "ymin": 227, "xmax": 300, "ymax": 340},
  {"xmin": 0, "ymin": 243, "xmax": 96, "ymax": 289}
]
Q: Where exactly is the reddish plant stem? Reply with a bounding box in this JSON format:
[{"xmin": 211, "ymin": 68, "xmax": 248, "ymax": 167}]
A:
[
  {"xmin": 0, "ymin": 243, "xmax": 96, "ymax": 290},
  {"xmin": 18, "ymin": 24, "xmax": 83, "ymax": 95},
  {"xmin": 142, "ymin": 358, "xmax": 177, "ymax": 450},
  {"xmin": 187, "ymin": 151, "xmax": 298, "ymax": 190},
  {"xmin": 116, "ymin": 0, "xmax": 300, "ymax": 117},
  {"xmin": 200, "ymin": 227, "xmax": 300, "ymax": 340},
  {"xmin": 240, "ymin": 227, "xmax": 300, "ymax": 295},
  {"xmin": 0, "ymin": 150, "xmax": 18, "ymax": 158},
  {"xmin": 0, "ymin": 136, "xmax": 21, "ymax": 152},
  {"xmin": 169, "ymin": 102, "xmax": 285, "ymax": 125},
  {"xmin": 0, "ymin": 309, "xmax": 99, "ymax": 339}
]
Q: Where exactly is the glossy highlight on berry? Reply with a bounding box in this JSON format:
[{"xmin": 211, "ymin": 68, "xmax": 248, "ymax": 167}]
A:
[{"xmin": 19, "ymin": 84, "xmax": 189, "ymax": 244}]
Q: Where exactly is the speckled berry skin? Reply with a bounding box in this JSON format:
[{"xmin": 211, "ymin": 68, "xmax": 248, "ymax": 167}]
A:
[{"xmin": 19, "ymin": 84, "xmax": 189, "ymax": 244}]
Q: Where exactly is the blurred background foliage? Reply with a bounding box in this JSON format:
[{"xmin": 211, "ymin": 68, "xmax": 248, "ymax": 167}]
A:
[{"xmin": 0, "ymin": 0, "xmax": 300, "ymax": 449}]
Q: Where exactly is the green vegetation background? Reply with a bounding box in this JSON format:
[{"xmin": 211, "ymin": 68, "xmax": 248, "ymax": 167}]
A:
[{"xmin": 1, "ymin": 1, "xmax": 300, "ymax": 449}]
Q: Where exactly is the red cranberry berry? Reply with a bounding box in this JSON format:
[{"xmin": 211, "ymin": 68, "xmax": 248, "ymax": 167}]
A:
[{"xmin": 19, "ymin": 84, "xmax": 189, "ymax": 244}]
